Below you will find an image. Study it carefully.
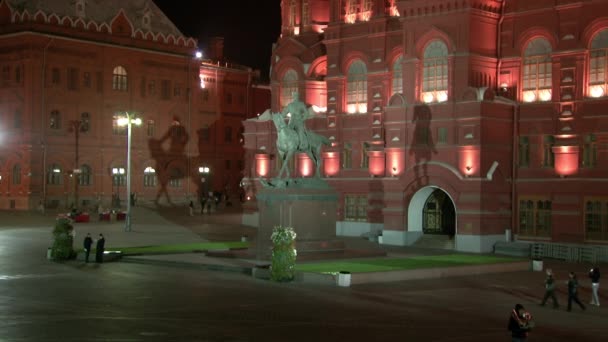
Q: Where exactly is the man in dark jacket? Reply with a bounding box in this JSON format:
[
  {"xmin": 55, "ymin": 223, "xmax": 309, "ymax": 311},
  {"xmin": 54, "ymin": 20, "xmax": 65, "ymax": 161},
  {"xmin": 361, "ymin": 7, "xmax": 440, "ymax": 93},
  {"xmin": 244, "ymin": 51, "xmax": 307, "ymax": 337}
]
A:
[
  {"xmin": 83, "ymin": 233, "xmax": 93, "ymax": 263},
  {"xmin": 508, "ymin": 303, "xmax": 533, "ymax": 342},
  {"xmin": 567, "ymin": 272, "xmax": 586, "ymax": 312},
  {"xmin": 95, "ymin": 234, "xmax": 105, "ymax": 263},
  {"xmin": 540, "ymin": 269, "xmax": 559, "ymax": 308},
  {"xmin": 589, "ymin": 266, "xmax": 600, "ymax": 306}
]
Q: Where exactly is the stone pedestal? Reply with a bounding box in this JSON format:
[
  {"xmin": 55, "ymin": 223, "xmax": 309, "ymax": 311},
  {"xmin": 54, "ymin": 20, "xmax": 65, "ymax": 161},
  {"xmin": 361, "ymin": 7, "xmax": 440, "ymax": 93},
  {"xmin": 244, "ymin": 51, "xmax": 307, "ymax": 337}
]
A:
[{"xmin": 255, "ymin": 185, "xmax": 338, "ymax": 260}]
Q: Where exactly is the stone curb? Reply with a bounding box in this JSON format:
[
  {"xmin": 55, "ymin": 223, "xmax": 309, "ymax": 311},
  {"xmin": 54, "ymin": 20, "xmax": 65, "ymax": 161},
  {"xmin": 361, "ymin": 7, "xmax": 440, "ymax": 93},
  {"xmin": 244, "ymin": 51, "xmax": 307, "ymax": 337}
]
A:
[{"xmin": 121, "ymin": 256, "xmax": 253, "ymax": 275}]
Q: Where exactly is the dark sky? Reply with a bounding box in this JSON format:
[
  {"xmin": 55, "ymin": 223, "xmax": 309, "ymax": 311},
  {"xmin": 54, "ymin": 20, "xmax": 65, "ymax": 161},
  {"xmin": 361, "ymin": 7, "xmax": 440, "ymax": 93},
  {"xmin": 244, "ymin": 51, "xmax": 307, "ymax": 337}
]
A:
[{"xmin": 153, "ymin": 1, "xmax": 282, "ymax": 81}]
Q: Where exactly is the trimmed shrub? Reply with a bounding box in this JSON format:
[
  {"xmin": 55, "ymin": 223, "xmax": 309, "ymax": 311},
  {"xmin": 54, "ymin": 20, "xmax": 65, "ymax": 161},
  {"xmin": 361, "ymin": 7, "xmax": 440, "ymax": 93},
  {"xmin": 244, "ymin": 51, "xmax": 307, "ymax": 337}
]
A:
[
  {"xmin": 270, "ymin": 226, "xmax": 297, "ymax": 282},
  {"xmin": 51, "ymin": 218, "xmax": 75, "ymax": 261}
]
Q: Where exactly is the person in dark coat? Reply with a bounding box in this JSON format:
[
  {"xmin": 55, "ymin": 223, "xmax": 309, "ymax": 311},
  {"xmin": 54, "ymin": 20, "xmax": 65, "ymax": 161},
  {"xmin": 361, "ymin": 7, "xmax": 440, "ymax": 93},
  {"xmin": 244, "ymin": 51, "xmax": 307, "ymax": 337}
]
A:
[
  {"xmin": 567, "ymin": 272, "xmax": 586, "ymax": 312},
  {"xmin": 508, "ymin": 303, "xmax": 533, "ymax": 342},
  {"xmin": 95, "ymin": 234, "xmax": 105, "ymax": 263},
  {"xmin": 83, "ymin": 233, "xmax": 93, "ymax": 263},
  {"xmin": 589, "ymin": 266, "xmax": 600, "ymax": 306},
  {"xmin": 540, "ymin": 268, "xmax": 559, "ymax": 308}
]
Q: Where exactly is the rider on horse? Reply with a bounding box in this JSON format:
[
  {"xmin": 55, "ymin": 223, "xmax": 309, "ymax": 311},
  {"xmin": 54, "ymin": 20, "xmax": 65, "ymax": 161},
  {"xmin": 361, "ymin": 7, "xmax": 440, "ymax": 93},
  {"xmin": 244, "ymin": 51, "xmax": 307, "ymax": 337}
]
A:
[{"xmin": 281, "ymin": 92, "xmax": 309, "ymax": 151}]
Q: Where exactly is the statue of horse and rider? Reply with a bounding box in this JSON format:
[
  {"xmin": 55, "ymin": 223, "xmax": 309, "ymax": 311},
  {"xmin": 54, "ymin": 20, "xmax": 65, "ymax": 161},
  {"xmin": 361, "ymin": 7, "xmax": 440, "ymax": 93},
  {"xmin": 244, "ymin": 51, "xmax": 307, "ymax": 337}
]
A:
[{"xmin": 268, "ymin": 93, "xmax": 330, "ymax": 183}]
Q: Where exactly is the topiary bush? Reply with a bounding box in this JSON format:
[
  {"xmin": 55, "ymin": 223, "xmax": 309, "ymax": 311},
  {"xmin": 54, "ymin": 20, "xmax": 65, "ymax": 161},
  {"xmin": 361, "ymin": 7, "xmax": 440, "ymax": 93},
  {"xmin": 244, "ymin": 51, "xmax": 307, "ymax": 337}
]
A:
[
  {"xmin": 51, "ymin": 218, "xmax": 75, "ymax": 261},
  {"xmin": 270, "ymin": 226, "xmax": 297, "ymax": 282}
]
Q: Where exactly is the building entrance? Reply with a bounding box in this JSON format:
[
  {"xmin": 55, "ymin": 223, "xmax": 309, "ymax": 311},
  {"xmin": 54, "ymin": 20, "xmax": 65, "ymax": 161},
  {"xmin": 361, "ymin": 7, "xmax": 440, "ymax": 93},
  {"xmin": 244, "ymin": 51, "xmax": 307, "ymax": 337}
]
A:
[{"xmin": 422, "ymin": 189, "xmax": 456, "ymax": 236}]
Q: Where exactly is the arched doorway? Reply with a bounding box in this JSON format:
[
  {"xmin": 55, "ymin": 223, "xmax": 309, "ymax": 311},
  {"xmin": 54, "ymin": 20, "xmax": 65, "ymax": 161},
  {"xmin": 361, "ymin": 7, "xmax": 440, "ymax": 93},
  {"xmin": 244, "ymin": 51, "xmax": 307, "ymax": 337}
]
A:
[
  {"xmin": 407, "ymin": 186, "xmax": 457, "ymax": 238},
  {"xmin": 422, "ymin": 189, "xmax": 456, "ymax": 237}
]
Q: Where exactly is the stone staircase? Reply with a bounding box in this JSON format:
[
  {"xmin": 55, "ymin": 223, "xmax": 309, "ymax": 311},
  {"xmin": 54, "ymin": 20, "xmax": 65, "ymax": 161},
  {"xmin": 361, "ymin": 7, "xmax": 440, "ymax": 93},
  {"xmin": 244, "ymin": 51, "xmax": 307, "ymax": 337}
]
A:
[{"xmin": 413, "ymin": 234, "xmax": 455, "ymax": 250}]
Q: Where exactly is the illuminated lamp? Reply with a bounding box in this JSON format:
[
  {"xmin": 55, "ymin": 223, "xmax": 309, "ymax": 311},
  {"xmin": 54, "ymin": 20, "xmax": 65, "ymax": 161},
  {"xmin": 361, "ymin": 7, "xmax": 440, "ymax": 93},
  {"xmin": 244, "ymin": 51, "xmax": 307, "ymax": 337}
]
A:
[
  {"xmin": 538, "ymin": 89, "xmax": 552, "ymax": 102},
  {"xmin": 422, "ymin": 92, "xmax": 434, "ymax": 103},
  {"xmin": 552, "ymin": 145, "xmax": 579, "ymax": 176},
  {"xmin": 459, "ymin": 147, "xmax": 479, "ymax": 177},
  {"xmin": 522, "ymin": 90, "xmax": 536, "ymax": 102},
  {"xmin": 255, "ymin": 153, "xmax": 270, "ymax": 177},
  {"xmin": 297, "ymin": 153, "xmax": 313, "ymax": 177},
  {"xmin": 500, "ymin": 82, "xmax": 508, "ymax": 93},
  {"xmin": 385, "ymin": 147, "xmax": 405, "ymax": 177},
  {"xmin": 368, "ymin": 150, "xmax": 385, "ymax": 177},
  {"xmin": 293, "ymin": 27, "xmax": 300, "ymax": 35},
  {"xmin": 436, "ymin": 91, "xmax": 448, "ymax": 102},
  {"xmin": 322, "ymin": 151, "xmax": 340, "ymax": 177},
  {"xmin": 589, "ymin": 85, "xmax": 605, "ymax": 98}
]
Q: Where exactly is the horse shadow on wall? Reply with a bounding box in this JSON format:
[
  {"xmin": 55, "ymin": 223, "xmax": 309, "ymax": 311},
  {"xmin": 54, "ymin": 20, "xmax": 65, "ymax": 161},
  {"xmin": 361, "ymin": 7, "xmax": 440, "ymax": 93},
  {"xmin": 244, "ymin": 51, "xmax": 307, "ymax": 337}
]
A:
[{"xmin": 147, "ymin": 118, "xmax": 208, "ymax": 206}]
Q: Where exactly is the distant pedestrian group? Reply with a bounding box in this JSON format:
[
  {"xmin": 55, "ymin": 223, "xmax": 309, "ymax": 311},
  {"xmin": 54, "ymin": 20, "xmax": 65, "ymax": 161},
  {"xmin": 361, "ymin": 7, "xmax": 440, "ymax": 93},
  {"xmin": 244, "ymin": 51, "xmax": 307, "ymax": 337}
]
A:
[
  {"xmin": 83, "ymin": 233, "xmax": 105, "ymax": 264},
  {"xmin": 538, "ymin": 267, "xmax": 600, "ymax": 311}
]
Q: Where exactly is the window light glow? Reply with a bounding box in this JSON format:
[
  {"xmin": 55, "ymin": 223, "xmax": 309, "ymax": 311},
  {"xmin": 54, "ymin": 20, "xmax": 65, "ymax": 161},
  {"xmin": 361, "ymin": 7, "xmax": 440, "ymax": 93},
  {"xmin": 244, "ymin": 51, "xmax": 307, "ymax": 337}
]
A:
[
  {"xmin": 358, "ymin": 103, "xmax": 367, "ymax": 113},
  {"xmin": 422, "ymin": 92, "xmax": 435, "ymax": 103},
  {"xmin": 347, "ymin": 104, "xmax": 357, "ymax": 114},
  {"xmin": 436, "ymin": 91, "xmax": 448, "ymax": 102},
  {"xmin": 312, "ymin": 105, "xmax": 327, "ymax": 113},
  {"xmin": 522, "ymin": 90, "xmax": 536, "ymax": 103},
  {"xmin": 589, "ymin": 85, "xmax": 605, "ymax": 98},
  {"xmin": 538, "ymin": 89, "xmax": 552, "ymax": 101}
]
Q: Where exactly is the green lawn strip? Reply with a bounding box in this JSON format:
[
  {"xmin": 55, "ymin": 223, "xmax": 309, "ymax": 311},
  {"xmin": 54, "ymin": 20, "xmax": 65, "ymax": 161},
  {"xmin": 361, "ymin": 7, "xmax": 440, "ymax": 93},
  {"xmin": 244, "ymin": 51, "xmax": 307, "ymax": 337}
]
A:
[
  {"xmin": 76, "ymin": 241, "xmax": 248, "ymax": 255},
  {"xmin": 296, "ymin": 254, "xmax": 523, "ymax": 274}
]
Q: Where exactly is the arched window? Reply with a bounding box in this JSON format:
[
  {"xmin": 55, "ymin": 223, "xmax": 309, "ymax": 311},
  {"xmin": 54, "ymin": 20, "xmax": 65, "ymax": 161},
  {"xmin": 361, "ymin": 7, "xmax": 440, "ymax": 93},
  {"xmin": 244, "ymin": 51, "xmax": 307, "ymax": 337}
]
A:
[
  {"xmin": 302, "ymin": 0, "xmax": 309, "ymax": 26},
  {"xmin": 111, "ymin": 167, "xmax": 126, "ymax": 186},
  {"xmin": 345, "ymin": 0, "xmax": 358, "ymax": 23},
  {"xmin": 280, "ymin": 69, "xmax": 299, "ymax": 109},
  {"xmin": 589, "ymin": 29, "xmax": 608, "ymax": 98},
  {"xmin": 12, "ymin": 164, "xmax": 21, "ymax": 185},
  {"xmin": 391, "ymin": 55, "xmax": 403, "ymax": 97},
  {"xmin": 112, "ymin": 66, "xmax": 128, "ymax": 91},
  {"xmin": 346, "ymin": 60, "xmax": 367, "ymax": 113},
  {"xmin": 421, "ymin": 40, "xmax": 449, "ymax": 103},
  {"xmin": 144, "ymin": 166, "xmax": 157, "ymax": 187},
  {"xmin": 522, "ymin": 38, "xmax": 552, "ymax": 102},
  {"xmin": 79, "ymin": 164, "xmax": 92, "ymax": 186},
  {"xmin": 361, "ymin": 142, "xmax": 370, "ymax": 168},
  {"xmin": 47, "ymin": 164, "xmax": 62, "ymax": 185},
  {"xmin": 342, "ymin": 143, "xmax": 352, "ymax": 169},
  {"xmin": 289, "ymin": 0, "xmax": 296, "ymax": 27}
]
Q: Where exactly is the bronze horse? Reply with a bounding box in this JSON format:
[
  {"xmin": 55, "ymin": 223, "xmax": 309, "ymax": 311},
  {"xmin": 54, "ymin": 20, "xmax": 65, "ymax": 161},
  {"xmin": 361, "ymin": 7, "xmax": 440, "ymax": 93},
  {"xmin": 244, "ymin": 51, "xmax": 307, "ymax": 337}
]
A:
[{"xmin": 270, "ymin": 112, "xmax": 330, "ymax": 179}]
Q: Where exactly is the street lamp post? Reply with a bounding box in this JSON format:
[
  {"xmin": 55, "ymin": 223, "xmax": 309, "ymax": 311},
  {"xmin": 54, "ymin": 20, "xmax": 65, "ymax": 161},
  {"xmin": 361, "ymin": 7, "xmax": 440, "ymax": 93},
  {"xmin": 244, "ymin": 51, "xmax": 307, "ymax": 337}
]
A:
[
  {"xmin": 68, "ymin": 120, "xmax": 84, "ymax": 208},
  {"xmin": 198, "ymin": 166, "xmax": 210, "ymax": 213},
  {"xmin": 117, "ymin": 113, "xmax": 141, "ymax": 232}
]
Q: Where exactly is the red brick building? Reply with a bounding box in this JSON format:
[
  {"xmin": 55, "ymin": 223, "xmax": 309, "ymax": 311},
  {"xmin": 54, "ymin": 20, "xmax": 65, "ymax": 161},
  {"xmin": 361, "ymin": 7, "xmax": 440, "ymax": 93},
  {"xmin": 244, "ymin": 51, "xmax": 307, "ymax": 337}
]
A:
[
  {"xmin": 243, "ymin": 0, "xmax": 608, "ymax": 252},
  {"xmin": 0, "ymin": 0, "xmax": 268, "ymax": 210}
]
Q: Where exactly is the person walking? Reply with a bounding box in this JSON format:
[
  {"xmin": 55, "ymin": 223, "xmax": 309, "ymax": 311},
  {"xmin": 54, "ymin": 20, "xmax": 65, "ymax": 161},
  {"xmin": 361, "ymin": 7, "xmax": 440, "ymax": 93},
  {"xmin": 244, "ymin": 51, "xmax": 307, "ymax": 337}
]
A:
[
  {"xmin": 95, "ymin": 234, "xmax": 105, "ymax": 263},
  {"xmin": 589, "ymin": 266, "xmax": 601, "ymax": 306},
  {"xmin": 567, "ymin": 272, "xmax": 586, "ymax": 312},
  {"xmin": 508, "ymin": 303, "xmax": 534, "ymax": 342},
  {"xmin": 83, "ymin": 233, "xmax": 93, "ymax": 263},
  {"xmin": 540, "ymin": 268, "xmax": 559, "ymax": 308},
  {"xmin": 189, "ymin": 200, "xmax": 194, "ymax": 216}
]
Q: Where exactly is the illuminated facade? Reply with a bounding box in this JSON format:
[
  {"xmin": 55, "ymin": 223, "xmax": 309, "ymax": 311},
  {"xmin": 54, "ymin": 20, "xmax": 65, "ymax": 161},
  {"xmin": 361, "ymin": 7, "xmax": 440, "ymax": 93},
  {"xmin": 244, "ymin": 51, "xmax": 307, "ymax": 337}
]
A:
[
  {"xmin": 0, "ymin": 0, "xmax": 268, "ymax": 210},
  {"xmin": 243, "ymin": 0, "xmax": 608, "ymax": 252}
]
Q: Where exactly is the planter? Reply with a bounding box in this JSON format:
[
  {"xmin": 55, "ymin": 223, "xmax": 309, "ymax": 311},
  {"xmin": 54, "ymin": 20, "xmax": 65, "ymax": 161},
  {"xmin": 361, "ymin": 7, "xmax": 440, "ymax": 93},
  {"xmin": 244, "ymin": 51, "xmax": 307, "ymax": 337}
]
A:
[
  {"xmin": 337, "ymin": 271, "xmax": 351, "ymax": 287},
  {"xmin": 532, "ymin": 259, "xmax": 543, "ymax": 272}
]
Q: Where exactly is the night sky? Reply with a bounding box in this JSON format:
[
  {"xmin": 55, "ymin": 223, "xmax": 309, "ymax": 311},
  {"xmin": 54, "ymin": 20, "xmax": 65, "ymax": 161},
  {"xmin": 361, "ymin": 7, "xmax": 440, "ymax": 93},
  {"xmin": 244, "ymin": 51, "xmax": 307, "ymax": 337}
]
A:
[{"xmin": 153, "ymin": 0, "xmax": 282, "ymax": 81}]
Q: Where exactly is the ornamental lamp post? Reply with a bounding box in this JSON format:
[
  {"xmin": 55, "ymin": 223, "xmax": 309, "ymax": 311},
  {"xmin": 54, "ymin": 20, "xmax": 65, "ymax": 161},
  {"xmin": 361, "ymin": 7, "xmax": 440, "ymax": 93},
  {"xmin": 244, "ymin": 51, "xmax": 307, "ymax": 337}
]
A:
[{"xmin": 117, "ymin": 112, "xmax": 142, "ymax": 232}]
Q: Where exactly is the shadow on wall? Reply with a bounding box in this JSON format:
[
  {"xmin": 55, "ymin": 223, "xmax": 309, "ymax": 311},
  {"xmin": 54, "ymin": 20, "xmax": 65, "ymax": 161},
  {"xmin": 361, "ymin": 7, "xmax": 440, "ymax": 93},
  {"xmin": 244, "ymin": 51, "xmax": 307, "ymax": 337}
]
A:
[{"xmin": 408, "ymin": 104, "xmax": 438, "ymax": 195}]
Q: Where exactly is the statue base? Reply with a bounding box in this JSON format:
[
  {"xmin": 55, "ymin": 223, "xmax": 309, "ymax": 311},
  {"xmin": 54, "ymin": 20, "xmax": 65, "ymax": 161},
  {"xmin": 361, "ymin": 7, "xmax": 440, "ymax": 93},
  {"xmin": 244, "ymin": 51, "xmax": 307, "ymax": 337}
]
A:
[{"xmin": 255, "ymin": 185, "xmax": 338, "ymax": 260}]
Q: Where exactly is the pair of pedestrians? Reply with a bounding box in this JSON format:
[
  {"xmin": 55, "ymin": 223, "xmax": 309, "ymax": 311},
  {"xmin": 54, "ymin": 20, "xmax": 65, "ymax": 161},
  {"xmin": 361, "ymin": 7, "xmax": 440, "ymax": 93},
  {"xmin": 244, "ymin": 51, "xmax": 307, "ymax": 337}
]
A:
[
  {"xmin": 540, "ymin": 268, "xmax": 600, "ymax": 311},
  {"xmin": 83, "ymin": 233, "xmax": 106, "ymax": 263}
]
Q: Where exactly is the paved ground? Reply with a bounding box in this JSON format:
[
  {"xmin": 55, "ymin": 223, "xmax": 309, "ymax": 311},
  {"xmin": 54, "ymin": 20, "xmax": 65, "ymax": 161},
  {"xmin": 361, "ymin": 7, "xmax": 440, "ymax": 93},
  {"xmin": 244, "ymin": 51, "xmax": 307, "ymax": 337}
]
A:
[{"xmin": 0, "ymin": 204, "xmax": 606, "ymax": 341}]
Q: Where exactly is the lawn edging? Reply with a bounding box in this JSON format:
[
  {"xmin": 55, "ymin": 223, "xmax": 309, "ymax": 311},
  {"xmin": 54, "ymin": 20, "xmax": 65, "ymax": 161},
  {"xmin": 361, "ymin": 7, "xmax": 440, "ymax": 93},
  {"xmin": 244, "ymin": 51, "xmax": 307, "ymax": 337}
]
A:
[{"xmin": 297, "ymin": 261, "xmax": 530, "ymax": 286}]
